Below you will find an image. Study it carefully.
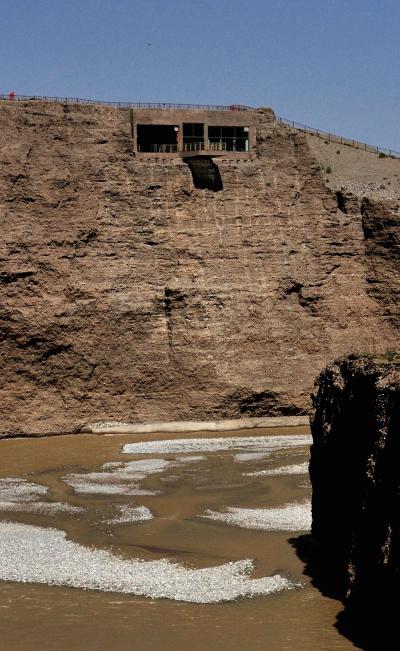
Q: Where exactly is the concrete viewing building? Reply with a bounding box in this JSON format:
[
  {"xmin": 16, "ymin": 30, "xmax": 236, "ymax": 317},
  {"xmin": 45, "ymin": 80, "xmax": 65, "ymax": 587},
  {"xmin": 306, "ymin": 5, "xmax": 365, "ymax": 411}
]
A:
[{"xmin": 129, "ymin": 107, "xmax": 257, "ymax": 159}]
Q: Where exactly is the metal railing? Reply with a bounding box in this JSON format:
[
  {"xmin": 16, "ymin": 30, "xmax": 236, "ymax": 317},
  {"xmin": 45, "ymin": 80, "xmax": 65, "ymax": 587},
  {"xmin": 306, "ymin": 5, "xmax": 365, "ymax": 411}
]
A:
[
  {"xmin": 209, "ymin": 141, "xmax": 227, "ymax": 151},
  {"xmin": 0, "ymin": 93, "xmax": 251, "ymax": 112},
  {"xmin": 276, "ymin": 115, "xmax": 400, "ymax": 158},
  {"xmin": 138, "ymin": 143, "xmax": 178, "ymax": 153},
  {"xmin": 138, "ymin": 142, "xmax": 232, "ymax": 153},
  {"xmin": 183, "ymin": 142, "xmax": 205, "ymax": 151}
]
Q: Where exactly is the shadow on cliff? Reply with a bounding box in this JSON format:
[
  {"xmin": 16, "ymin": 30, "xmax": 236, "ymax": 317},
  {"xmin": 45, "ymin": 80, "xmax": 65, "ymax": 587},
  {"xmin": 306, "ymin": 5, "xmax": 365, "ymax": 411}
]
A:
[
  {"xmin": 185, "ymin": 157, "xmax": 223, "ymax": 191},
  {"xmin": 290, "ymin": 534, "xmax": 399, "ymax": 650}
]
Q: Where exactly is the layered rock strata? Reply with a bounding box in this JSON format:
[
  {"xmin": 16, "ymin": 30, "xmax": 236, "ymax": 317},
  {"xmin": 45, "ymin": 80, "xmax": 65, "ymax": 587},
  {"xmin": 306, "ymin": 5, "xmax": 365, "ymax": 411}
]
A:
[
  {"xmin": 0, "ymin": 101, "xmax": 399, "ymax": 434},
  {"xmin": 310, "ymin": 356, "xmax": 400, "ymax": 604}
]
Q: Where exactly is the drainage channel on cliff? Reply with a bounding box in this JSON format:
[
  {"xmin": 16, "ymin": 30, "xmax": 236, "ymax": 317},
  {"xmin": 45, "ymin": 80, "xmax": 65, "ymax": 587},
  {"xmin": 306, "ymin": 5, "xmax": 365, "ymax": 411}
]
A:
[{"xmin": 185, "ymin": 156, "xmax": 223, "ymax": 191}]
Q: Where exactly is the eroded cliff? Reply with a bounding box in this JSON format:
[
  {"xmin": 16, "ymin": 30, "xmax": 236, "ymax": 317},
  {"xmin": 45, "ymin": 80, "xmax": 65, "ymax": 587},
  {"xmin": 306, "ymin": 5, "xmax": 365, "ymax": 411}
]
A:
[{"xmin": 0, "ymin": 101, "xmax": 399, "ymax": 434}]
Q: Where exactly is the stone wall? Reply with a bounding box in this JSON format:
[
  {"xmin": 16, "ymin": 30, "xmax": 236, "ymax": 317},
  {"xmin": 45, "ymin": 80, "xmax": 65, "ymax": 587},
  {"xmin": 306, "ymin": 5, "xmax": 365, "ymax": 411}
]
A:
[{"xmin": 0, "ymin": 101, "xmax": 399, "ymax": 434}]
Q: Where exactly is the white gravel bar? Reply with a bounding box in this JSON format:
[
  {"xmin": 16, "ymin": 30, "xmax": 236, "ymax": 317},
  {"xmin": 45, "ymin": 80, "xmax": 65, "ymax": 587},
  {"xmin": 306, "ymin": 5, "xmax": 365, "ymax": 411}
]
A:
[
  {"xmin": 0, "ymin": 501, "xmax": 85, "ymax": 515},
  {"xmin": 63, "ymin": 479, "xmax": 159, "ymax": 496},
  {"xmin": 122, "ymin": 434, "xmax": 312, "ymax": 456},
  {"xmin": 0, "ymin": 478, "xmax": 85, "ymax": 515},
  {"xmin": 203, "ymin": 501, "xmax": 312, "ymax": 532},
  {"xmin": 176, "ymin": 455, "xmax": 207, "ymax": 463},
  {"xmin": 233, "ymin": 452, "xmax": 270, "ymax": 463},
  {"xmin": 245, "ymin": 462, "xmax": 309, "ymax": 477},
  {"xmin": 0, "ymin": 522, "xmax": 295, "ymax": 603},
  {"xmin": 0, "ymin": 478, "xmax": 48, "ymax": 502},
  {"xmin": 104, "ymin": 505, "xmax": 154, "ymax": 525},
  {"xmin": 64, "ymin": 456, "xmax": 211, "ymax": 495},
  {"xmin": 63, "ymin": 458, "xmax": 172, "ymax": 495}
]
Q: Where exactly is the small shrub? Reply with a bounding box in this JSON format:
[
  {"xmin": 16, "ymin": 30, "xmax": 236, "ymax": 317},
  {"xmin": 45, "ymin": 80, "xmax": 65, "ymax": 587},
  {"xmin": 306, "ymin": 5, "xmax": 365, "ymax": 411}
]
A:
[
  {"xmin": 325, "ymin": 165, "xmax": 332, "ymax": 174},
  {"xmin": 378, "ymin": 152, "xmax": 386, "ymax": 158},
  {"xmin": 348, "ymin": 352, "xmax": 371, "ymax": 361},
  {"xmin": 382, "ymin": 349, "xmax": 398, "ymax": 362},
  {"xmin": 336, "ymin": 150, "xmax": 340, "ymax": 154},
  {"xmin": 363, "ymin": 352, "xmax": 374, "ymax": 360}
]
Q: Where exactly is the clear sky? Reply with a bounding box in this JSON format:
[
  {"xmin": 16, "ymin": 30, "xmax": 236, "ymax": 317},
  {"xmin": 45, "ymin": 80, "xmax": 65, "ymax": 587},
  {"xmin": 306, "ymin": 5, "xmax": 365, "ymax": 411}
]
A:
[{"xmin": 1, "ymin": 0, "xmax": 400, "ymax": 150}]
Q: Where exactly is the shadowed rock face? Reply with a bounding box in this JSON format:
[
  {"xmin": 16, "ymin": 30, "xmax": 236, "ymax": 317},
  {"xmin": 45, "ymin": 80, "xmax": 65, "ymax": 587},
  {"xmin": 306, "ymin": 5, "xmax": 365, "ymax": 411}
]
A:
[
  {"xmin": 310, "ymin": 358, "xmax": 400, "ymax": 618},
  {"xmin": 0, "ymin": 102, "xmax": 399, "ymax": 435}
]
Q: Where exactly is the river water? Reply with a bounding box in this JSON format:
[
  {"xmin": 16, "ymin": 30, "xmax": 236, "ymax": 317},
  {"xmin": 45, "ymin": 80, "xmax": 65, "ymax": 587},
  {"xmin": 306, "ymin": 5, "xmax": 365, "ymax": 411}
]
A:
[{"xmin": 0, "ymin": 427, "xmax": 354, "ymax": 650}]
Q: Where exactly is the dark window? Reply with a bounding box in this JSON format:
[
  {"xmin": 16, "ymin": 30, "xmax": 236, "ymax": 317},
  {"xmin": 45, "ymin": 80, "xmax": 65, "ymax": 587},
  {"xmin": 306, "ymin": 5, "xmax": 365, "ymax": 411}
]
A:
[
  {"xmin": 137, "ymin": 124, "xmax": 178, "ymax": 152},
  {"xmin": 183, "ymin": 123, "xmax": 204, "ymax": 151},
  {"xmin": 208, "ymin": 126, "xmax": 249, "ymax": 152}
]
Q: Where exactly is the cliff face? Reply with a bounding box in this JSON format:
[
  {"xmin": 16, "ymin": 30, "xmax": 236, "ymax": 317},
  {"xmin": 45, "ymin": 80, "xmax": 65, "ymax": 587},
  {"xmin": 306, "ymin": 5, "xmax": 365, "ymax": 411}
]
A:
[
  {"xmin": 0, "ymin": 101, "xmax": 399, "ymax": 434},
  {"xmin": 361, "ymin": 198, "xmax": 400, "ymax": 330},
  {"xmin": 310, "ymin": 357, "xmax": 400, "ymax": 603}
]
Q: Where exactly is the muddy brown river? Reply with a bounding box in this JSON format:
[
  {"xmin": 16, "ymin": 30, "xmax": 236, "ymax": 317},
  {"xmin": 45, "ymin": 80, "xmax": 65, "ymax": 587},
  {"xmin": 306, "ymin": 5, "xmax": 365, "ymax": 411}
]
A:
[{"xmin": 0, "ymin": 427, "xmax": 354, "ymax": 650}]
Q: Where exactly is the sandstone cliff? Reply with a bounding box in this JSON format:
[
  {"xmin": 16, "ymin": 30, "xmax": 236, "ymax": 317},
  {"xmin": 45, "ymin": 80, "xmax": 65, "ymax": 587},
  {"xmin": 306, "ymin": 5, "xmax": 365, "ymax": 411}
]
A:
[{"xmin": 0, "ymin": 101, "xmax": 399, "ymax": 434}]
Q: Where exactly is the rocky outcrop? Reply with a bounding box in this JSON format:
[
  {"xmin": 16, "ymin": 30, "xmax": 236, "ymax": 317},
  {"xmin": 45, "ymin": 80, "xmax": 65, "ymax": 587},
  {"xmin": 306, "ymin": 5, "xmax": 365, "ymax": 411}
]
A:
[
  {"xmin": 310, "ymin": 356, "xmax": 400, "ymax": 646},
  {"xmin": 0, "ymin": 101, "xmax": 399, "ymax": 435}
]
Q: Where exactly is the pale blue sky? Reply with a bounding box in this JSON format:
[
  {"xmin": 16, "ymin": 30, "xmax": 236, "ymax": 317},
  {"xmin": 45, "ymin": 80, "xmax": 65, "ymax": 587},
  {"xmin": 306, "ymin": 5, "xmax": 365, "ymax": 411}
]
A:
[{"xmin": 1, "ymin": 0, "xmax": 399, "ymax": 150}]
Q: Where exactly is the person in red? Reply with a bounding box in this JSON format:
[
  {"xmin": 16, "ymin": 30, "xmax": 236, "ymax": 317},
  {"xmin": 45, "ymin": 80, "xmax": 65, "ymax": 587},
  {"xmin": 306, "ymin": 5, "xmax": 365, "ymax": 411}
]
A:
[{"xmin": 8, "ymin": 91, "xmax": 15, "ymax": 100}]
